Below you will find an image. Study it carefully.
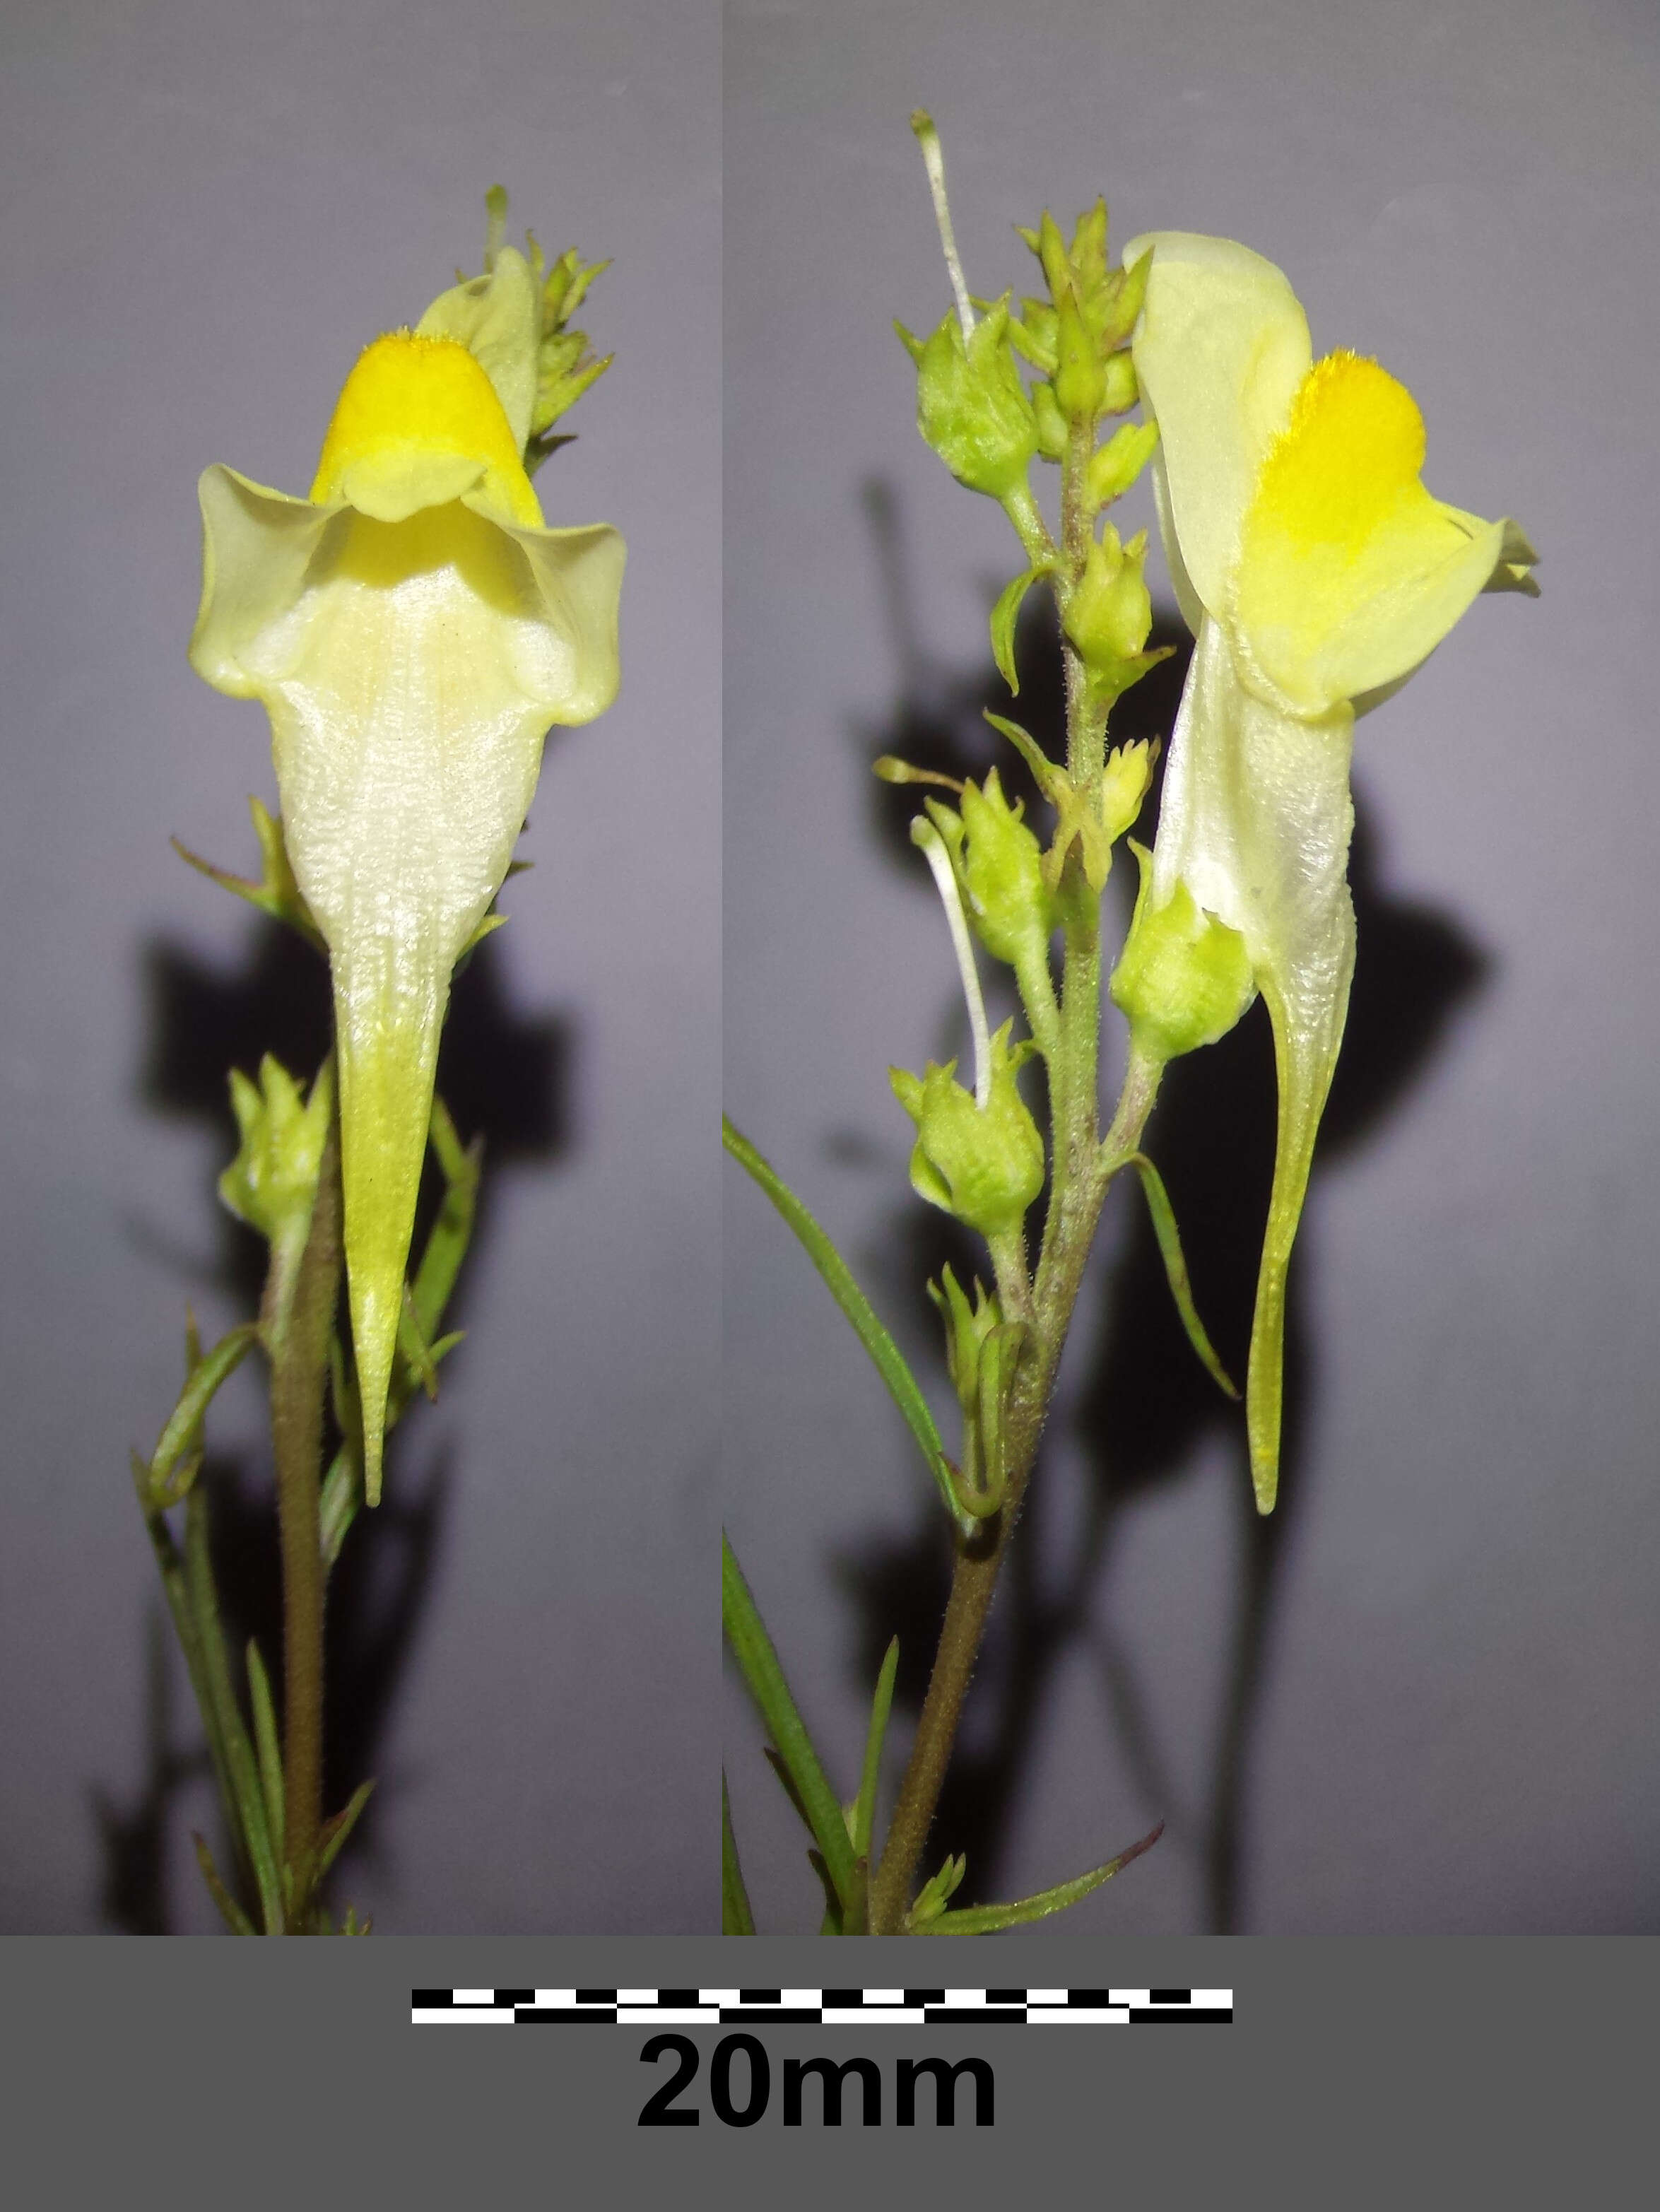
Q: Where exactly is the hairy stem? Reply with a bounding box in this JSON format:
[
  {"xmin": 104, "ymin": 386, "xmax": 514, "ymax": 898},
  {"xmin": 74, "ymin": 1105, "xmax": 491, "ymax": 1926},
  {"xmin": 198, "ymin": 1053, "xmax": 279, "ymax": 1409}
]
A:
[
  {"xmin": 268, "ymin": 1110, "xmax": 343, "ymax": 1922},
  {"xmin": 869, "ymin": 423, "xmax": 1153, "ymax": 1935}
]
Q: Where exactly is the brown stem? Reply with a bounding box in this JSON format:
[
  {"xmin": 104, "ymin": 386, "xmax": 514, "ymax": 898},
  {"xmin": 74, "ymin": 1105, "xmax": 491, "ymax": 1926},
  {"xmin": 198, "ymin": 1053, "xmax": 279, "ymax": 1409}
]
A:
[
  {"xmin": 869, "ymin": 1141, "xmax": 1104, "ymax": 1932},
  {"xmin": 868, "ymin": 406, "xmax": 1164, "ymax": 1934},
  {"xmin": 269, "ymin": 1112, "xmax": 342, "ymax": 1920}
]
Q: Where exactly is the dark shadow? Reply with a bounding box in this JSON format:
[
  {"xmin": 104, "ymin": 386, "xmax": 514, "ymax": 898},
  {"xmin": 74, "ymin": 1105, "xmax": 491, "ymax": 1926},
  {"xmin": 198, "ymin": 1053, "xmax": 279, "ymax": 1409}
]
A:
[
  {"xmin": 833, "ymin": 477, "xmax": 1489, "ymax": 1928},
  {"xmin": 182, "ymin": 1438, "xmax": 454, "ymax": 1892},
  {"xmin": 1078, "ymin": 796, "xmax": 1488, "ymax": 1929},
  {"xmin": 102, "ymin": 883, "xmax": 569, "ymax": 1931},
  {"xmin": 92, "ymin": 1606, "xmax": 205, "ymax": 1936}
]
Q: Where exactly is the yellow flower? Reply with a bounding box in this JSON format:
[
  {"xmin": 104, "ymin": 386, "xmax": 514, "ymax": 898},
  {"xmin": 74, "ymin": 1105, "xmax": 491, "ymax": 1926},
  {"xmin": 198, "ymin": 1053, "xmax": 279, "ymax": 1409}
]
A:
[
  {"xmin": 189, "ymin": 247, "xmax": 625, "ymax": 1504},
  {"xmin": 1125, "ymin": 231, "xmax": 1535, "ymax": 1512}
]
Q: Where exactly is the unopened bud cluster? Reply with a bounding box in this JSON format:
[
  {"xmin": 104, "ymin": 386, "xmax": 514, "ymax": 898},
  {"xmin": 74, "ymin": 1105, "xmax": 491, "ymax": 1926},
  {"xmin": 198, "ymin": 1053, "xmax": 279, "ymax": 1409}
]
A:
[
  {"xmin": 220, "ymin": 1055, "xmax": 334, "ymax": 1255},
  {"xmin": 1014, "ymin": 203, "xmax": 1148, "ymax": 447}
]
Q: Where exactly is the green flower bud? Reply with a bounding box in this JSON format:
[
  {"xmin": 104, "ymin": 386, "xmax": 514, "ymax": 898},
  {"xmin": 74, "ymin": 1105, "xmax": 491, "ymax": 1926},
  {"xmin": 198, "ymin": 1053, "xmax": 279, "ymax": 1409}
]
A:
[
  {"xmin": 926, "ymin": 1264, "xmax": 1002, "ymax": 1411},
  {"xmin": 1069, "ymin": 199, "xmax": 1110, "ymax": 306},
  {"xmin": 926, "ymin": 1266, "xmax": 1026, "ymax": 1518},
  {"xmin": 957, "ymin": 768, "xmax": 1060, "ymax": 969},
  {"xmin": 1009, "ymin": 297, "xmax": 1058, "ymax": 375},
  {"xmin": 897, "ymin": 299, "xmax": 1037, "ymax": 502},
  {"xmin": 1031, "ymin": 380, "xmax": 1069, "ymax": 463},
  {"xmin": 1063, "ymin": 522, "xmax": 1155, "ymax": 700},
  {"xmin": 1109, "ymin": 843, "xmax": 1256, "ymax": 1063},
  {"xmin": 890, "ymin": 1020, "xmax": 1044, "ymax": 1237},
  {"xmin": 1053, "ymin": 298, "xmax": 1106, "ymax": 426},
  {"xmin": 1099, "ymin": 247, "xmax": 1151, "ymax": 351},
  {"xmin": 1030, "ymin": 211, "xmax": 1101, "ymax": 428},
  {"xmin": 1041, "ymin": 739, "xmax": 1157, "ymax": 898},
  {"xmin": 907, "ymin": 1852, "xmax": 967, "ymax": 1929},
  {"xmin": 1100, "ymin": 739, "xmax": 1158, "ymax": 845},
  {"xmin": 1022, "ymin": 208, "xmax": 1148, "ymax": 430},
  {"xmin": 220, "ymin": 1054, "xmax": 334, "ymax": 1253},
  {"xmin": 1102, "ymin": 347, "xmax": 1138, "ymax": 414},
  {"xmin": 1085, "ymin": 418, "xmax": 1160, "ymax": 511}
]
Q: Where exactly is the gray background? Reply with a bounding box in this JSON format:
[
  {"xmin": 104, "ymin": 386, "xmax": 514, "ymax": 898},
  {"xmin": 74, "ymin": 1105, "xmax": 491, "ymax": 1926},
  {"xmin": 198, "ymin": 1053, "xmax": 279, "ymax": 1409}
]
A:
[
  {"xmin": 0, "ymin": 0, "xmax": 717, "ymax": 1931},
  {"xmin": 724, "ymin": 0, "xmax": 1660, "ymax": 1933},
  {"xmin": 13, "ymin": 1939, "xmax": 1654, "ymax": 2199}
]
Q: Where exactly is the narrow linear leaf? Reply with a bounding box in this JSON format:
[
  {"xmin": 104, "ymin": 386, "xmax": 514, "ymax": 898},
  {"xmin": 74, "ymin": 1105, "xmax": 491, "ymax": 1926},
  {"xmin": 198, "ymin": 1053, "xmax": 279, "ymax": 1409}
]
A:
[
  {"xmin": 842, "ymin": 1858, "xmax": 871, "ymax": 1939},
  {"xmin": 989, "ymin": 565, "xmax": 1048, "ymax": 696},
  {"xmin": 244, "ymin": 1640, "xmax": 286, "ymax": 1866},
  {"xmin": 317, "ymin": 1778, "xmax": 377, "ymax": 1883},
  {"xmin": 405, "ymin": 1095, "xmax": 481, "ymax": 1387},
  {"xmin": 457, "ymin": 910, "xmax": 509, "ymax": 960},
  {"xmin": 192, "ymin": 1833, "xmax": 257, "ymax": 1936},
  {"xmin": 806, "ymin": 1849, "xmax": 844, "ymax": 1936},
  {"xmin": 915, "ymin": 1820, "xmax": 1165, "ymax": 1934},
  {"xmin": 722, "ymin": 1773, "xmax": 756, "ymax": 1936},
  {"xmin": 722, "ymin": 1531, "xmax": 859, "ymax": 1910},
  {"xmin": 184, "ymin": 1488, "xmax": 283, "ymax": 1935},
  {"xmin": 983, "ymin": 710, "xmax": 1063, "ymax": 801},
  {"xmin": 853, "ymin": 1637, "xmax": 900, "ymax": 1864},
  {"xmin": 1112, "ymin": 1153, "xmax": 1238, "ymax": 1399},
  {"xmin": 397, "ymin": 1286, "xmax": 442, "ymax": 1401},
  {"xmin": 147, "ymin": 1324, "xmax": 261, "ymax": 1505},
  {"xmin": 760, "ymin": 1744, "xmax": 818, "ymax": 1841},
  {"xmin": 722, "ymin": 1117, "xmax": 961, "ymax": 1526},
  {"xmin": 171, "ymin": 796, "xmax": 324, "ymax": 951},
  {"xmin": 319, "ymin": 1440, "xmax": 360, "ymax": 1573},
  {"xmin": 132, "ymin": 1455, "xmax": 245, "ymax": 1880}
]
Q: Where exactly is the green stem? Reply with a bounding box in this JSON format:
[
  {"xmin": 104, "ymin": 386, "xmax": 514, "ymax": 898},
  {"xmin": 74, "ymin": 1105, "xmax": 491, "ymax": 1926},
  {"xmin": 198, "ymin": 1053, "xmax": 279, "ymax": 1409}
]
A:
[
  {"xmin": 268, "ymin": 1110, "xmax": 343, "ymax": 1922},
  {"xmin": 1060, "ymin": 417, "xmax": 1106, "ymax": 787},
  {"xmin": 866, "ymin": 1144, "xmax": 1114, "ymax": 1933},
  {"xmin": 868, "ymin": 411, "xmax": 1154, "ymax": 1937}
]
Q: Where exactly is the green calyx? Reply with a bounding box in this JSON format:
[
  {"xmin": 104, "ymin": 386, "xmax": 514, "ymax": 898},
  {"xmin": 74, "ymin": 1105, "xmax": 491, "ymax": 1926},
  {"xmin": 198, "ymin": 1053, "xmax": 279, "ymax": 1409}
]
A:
[
  {"xmin": 890, "ymin": 1020, "xmax": 1044, "ymax": 1238},
  {"xmin": 897, "ymin": 299, "xmax": 1038, "ymax": 504},
  {"xmin": 1109, "ymin": 843, "xmax": 1257, "ymax": 1063}
]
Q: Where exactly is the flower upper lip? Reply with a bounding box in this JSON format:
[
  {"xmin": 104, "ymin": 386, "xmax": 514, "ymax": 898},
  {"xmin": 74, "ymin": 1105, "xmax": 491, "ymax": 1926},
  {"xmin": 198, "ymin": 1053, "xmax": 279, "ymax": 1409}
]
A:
[{"xmin": 1128, "ymin": 229, "xmax": 1535, "ymax": 720}]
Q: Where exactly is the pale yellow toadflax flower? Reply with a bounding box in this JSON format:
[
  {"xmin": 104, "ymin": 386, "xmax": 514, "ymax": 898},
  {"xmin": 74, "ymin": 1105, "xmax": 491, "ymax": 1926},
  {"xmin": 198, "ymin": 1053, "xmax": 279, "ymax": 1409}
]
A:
[
  {"xmin": 1124, "ymin": 231, "xmax": 1534, "ymax": 1511},
  {"xmin": 189, "ymin": 247, "xmax": 625, "ymax": 1504}
]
